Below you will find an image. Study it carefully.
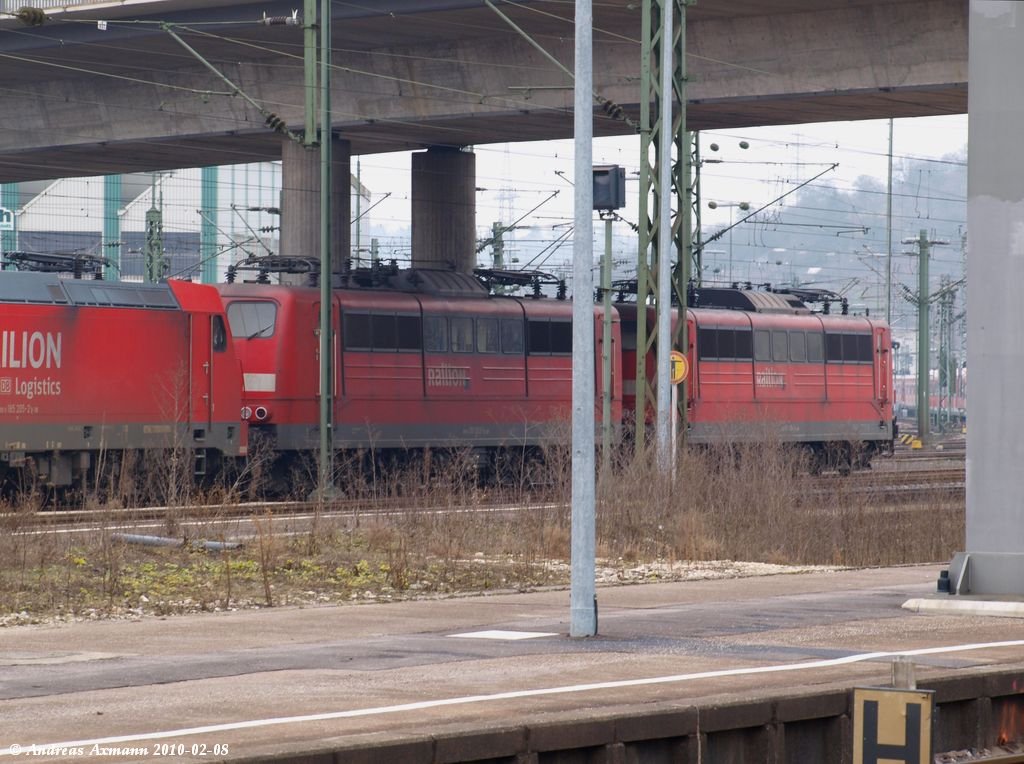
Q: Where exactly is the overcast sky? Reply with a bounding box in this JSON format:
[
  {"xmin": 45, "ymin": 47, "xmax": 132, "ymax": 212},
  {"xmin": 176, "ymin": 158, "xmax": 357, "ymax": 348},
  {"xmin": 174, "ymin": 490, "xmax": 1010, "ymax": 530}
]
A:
[{"xmin": 353, "ymin": 114, "xmax": 968, "ymax": 242}]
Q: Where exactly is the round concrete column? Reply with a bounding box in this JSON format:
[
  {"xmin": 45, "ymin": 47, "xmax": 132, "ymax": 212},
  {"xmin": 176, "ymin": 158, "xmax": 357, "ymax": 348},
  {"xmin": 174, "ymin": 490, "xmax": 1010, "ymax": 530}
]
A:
[
  {"xmin": 280, "ymin": 136, "xmax": 351, "ymax": 271},
  {"xmin": 411, "ymin": 147, "xmax": 476, "ymax": 272}
]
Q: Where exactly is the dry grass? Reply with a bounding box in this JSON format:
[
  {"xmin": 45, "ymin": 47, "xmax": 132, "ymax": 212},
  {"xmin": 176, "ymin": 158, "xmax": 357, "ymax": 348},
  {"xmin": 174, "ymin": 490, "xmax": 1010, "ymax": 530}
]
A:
[{"xmin": 0, "ymin": 443, "xmax": 963, "ymax": 622}]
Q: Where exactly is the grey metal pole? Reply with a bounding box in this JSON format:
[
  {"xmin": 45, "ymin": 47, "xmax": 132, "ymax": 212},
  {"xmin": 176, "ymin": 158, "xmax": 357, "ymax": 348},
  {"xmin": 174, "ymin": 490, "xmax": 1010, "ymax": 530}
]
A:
[
  {"xmin": 916, "ymin": 229, "xmax": 929, "ymax": 446},
  {"xmin": 317, "ymin": 0, "xmax": 333, "ymax": 495},
  {"xmin": 354, "ymin": 157, "xmax": 361, "ymax": 269},
  {"xmin": 655, "ymin": 0, "xmax": 674, "ymax": 470},
  {"xmin": 886, "ymin": 118, "xmax": 893, "ymax": 324},
  {"xmin": 303, "ymin": 0, "xmax": 317, "ymax": 147},
  {"xmin": 601, "ymin": 216, "xmax": 613, "ymax": 472},
  {"xmin": 570, "ymin": 0, "xmax": 596, "ymax": 638}
]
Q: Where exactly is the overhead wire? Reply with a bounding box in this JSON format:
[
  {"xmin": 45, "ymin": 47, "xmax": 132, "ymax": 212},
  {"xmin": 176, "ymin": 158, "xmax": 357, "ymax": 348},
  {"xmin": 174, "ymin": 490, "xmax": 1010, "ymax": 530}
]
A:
[{"xmin": 0, "ymin": 2, "xmax": 966, "ymax": 276}]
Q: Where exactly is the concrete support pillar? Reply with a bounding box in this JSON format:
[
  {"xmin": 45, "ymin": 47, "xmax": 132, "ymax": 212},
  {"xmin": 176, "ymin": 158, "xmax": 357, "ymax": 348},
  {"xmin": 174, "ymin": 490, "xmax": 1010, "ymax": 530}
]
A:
[
  {"xmin": 280, "ymin": 135, "xmax": 350, "ymax": 270},
  {"xmin": 948, "ymin": 1, "xmax": 1024, "ymax": 594},
  {"xmin": 102, "ymin": 175, "xmax": 120, "ymax": 280},
  {"xmin": 411, "ymin": 147, "xmax": 476, "ymax": 272}
]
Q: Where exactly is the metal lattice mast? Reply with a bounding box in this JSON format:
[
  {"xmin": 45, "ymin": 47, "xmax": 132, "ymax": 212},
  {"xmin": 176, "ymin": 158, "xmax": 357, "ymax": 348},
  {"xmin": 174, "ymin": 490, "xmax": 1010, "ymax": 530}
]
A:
[
  {"xmin": 690, "ymin": 134, "xmax": 703, "ymax": 284},
  {"xmin": 144, "ymin": 175, "xmax": 165, "ymax": 284},
  {"xmin": 635, "ymin": 0, "xmax": 690, "ymax": 456}
]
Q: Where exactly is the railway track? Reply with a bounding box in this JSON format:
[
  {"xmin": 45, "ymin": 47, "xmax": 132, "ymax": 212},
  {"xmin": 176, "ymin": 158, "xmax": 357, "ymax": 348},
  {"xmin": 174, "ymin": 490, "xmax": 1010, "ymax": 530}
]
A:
[
  {"xmin": 3, "ymin": 444, "xmax": 968, "ymax": 535},
  {"xmin": 5, "ymin": 464, "xmax": 966, "ymax": 537},
  {"xmin": 938, "ymin": 750, "xmax": 1024, "ymax": 763},
  {"xmin": 2, "ymin": 495, "xmax": 558, "ymax": 537},
  {"xmin": 836, "ymin": 468, "xmax": 964, "ymax": 487}
]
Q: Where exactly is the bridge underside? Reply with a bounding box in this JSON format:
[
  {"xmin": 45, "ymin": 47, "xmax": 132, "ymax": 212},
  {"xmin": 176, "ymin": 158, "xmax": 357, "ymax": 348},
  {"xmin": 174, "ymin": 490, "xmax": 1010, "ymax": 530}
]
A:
[{"xmin": 0, "ymin": 0, "xmax": 965, "ymax": 181}]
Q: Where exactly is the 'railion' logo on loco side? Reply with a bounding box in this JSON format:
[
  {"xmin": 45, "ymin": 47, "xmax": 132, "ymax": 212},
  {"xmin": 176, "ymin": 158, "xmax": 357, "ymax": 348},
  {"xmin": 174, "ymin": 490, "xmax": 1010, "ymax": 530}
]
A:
[
  {"xmin": 427, "ymin": 364, "xmax": 469, "ymax": 389},
  {"xmin": 1, "ymin": 331, "xmax": 62, "ymax": 369},
  {"xmin": 0, "ymin": 331, "xmax": 64, "ymax": 402},
  {"xmin": 755, "ymin": 367, "xmax": 785, "ymax": 388}
]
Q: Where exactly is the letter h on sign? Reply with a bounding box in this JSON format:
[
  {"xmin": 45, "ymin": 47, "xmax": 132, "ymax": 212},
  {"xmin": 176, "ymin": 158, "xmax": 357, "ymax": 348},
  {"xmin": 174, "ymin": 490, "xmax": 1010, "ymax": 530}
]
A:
[
  {"xmin": 863, "ymin": 700, "xmax": 919, "ymax": 762},
  {"xmin": 853, "ymin": 687, "xmax": 933, "ymax": 764}
]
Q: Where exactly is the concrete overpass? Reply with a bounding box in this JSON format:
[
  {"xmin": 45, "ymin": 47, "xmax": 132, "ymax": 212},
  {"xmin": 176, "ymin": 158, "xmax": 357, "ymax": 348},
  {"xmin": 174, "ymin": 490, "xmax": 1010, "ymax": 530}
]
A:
[{"xmin": 0, "ymin": 0, "xmax": 966, "ymax": 182}]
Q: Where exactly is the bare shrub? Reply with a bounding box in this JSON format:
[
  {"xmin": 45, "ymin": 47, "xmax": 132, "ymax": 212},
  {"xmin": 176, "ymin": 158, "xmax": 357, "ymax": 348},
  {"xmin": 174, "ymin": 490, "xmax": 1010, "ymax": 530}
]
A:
[{"xmin": 0, "ymin": 434, "xmax": 965, "ymax": 621}]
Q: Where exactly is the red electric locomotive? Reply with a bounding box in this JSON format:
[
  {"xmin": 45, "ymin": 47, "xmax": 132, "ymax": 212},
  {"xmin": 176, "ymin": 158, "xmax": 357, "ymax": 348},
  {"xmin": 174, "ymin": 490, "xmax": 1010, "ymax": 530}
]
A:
[
  {"xmin": 218, "ymin": 261, "xmax": 621, "ymax": 477},
  {"xmin": 617, "ymin": 286, "xmax": 894, "ymax": 471},
  {"xmin": 0, "ymin": 272, "xmax": 246, "ymax": 494}
]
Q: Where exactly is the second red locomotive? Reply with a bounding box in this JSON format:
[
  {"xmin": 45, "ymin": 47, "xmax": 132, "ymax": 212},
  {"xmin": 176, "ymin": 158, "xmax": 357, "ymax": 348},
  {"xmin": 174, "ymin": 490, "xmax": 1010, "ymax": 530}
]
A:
[{"xmin": 218, "ymin": 261, "xmax": 621, "ymax": 479}]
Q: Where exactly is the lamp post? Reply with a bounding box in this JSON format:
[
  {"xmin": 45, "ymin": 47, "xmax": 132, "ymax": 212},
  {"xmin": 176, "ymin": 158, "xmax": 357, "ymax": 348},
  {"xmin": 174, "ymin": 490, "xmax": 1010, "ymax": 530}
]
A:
[{"xmin": 706, "ymin": 201, "xmax": 750, "ymax": 283}]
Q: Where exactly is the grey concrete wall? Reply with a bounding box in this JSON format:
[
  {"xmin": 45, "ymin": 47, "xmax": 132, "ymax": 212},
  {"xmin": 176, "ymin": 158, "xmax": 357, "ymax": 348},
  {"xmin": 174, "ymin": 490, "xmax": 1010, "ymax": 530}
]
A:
[{"xmin": 965, "ymin": 1, "xmax": 1024, "ymax": 555}]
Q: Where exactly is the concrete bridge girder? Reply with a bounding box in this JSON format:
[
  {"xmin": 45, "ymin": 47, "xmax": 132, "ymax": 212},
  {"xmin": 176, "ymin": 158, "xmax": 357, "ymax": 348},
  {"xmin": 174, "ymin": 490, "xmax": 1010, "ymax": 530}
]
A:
[{"xmin": 0, "ymin": 0, "xmax": 965, "ymax": 183}]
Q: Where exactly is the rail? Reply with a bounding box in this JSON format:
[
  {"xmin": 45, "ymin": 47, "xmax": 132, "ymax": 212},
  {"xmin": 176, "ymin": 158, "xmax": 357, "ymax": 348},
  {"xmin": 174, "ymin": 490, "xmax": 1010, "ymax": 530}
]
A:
[{"xmin": 938, "ymin": 751, "xmax": 1024, "ymax": 763}]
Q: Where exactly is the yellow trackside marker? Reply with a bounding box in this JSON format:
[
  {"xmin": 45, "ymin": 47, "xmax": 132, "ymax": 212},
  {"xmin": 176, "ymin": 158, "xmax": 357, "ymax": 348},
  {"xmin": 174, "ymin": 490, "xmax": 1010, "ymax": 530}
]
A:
[{"xmin": 669, "ymin": 350, "xmax": 688, "ymax": 385}]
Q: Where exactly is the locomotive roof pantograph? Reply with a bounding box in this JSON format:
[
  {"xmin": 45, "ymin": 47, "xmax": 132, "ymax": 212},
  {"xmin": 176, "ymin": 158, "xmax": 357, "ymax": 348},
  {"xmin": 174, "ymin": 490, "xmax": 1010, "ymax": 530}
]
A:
[{"xmin": 1, "ymin": 251, "xmax": 110, "ymax": 279}]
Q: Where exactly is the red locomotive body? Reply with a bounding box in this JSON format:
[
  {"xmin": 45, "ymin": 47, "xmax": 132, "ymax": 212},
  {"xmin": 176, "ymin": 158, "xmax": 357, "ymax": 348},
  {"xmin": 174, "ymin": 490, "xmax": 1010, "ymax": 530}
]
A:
[
  {"xmin": 0, "ymin": 273, "xmax": 245, "ymax": 491},
  {"xmin": 218, "ymin": 268, "xmax": 621, "ymax": 469},
  {"xmin": 1, "ymin": 264, "xmax": 893, "ymax": 496},
  {"xmin": 617, "ymin": 287, "xmax": 893, "ymax": 469}
]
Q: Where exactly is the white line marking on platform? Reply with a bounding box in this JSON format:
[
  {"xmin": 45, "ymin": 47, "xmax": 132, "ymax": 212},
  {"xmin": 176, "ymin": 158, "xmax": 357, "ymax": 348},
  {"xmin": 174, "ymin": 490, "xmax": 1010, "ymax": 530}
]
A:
[
  {"xmin": 449, "ymin": 630, "xmax": 557, "ymax": 640},
  {"xmin": 4, "ymin": 639, "xmax": 1024, "ymax": 757}
]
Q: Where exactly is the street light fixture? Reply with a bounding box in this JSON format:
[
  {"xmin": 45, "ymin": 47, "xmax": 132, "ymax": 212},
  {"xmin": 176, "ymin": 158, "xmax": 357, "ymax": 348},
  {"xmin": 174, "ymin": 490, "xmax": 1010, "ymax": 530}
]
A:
[{"xmin": 707, "ymin": 200, "xmax": 750, "ymax": 283}]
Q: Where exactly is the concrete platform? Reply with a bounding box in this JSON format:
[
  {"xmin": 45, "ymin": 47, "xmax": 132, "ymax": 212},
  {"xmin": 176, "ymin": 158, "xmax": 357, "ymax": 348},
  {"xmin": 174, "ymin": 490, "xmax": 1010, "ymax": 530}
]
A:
[{"xmin": 1, "ymin": 565, "xmax": 1023, "ymax": 762}]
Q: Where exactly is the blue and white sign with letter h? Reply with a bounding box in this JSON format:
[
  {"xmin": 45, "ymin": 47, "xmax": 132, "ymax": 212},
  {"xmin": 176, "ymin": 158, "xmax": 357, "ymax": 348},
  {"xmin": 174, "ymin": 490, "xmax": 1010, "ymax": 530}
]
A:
[{"xmin": 0, "ymin": 207, "xmax": 13, "ymax": 232}]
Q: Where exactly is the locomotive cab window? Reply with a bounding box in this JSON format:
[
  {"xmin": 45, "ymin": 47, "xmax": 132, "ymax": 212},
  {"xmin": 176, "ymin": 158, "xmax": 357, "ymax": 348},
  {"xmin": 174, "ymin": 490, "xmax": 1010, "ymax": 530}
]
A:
[
  {"xmin": 528, "ymin": 319, "xmax": 572, "ymax": 355},
  {"xmin": 735, "ymin": 329, "xmax": 753, "ymax": 359},
  {"xmin": 619, "ymin": 321, "xmax": 637, "ymax": 351},
  {"xmin": 699, "ymin": 328, "xmax": 753, "ymax": 361},
  {"xmin": 698, "ymin": 327, "xmax": 717, "ymax": 360},
  {"xmin": 550, "ymin": 321, "xmax": 572, "ymax": 354},
  {"xmin": 825, "ymin": 332, "xmax": 873, "ymax": 364},
  {"xmin": 771, "ymin": 331, "xmax": 788, "ymax": 363},
  {"xmin": 396, "ymin": 315, "xmax": 422, "ymax": 351},
  {"xmin": 226, "ymin": 301, "xmax": 278, "ymax": 340},
  {"xmin": 753, "ymin": 330, "xmax": 771, "ymax": 361},
  {"xmin": 371, "ymin": 315, "xmax": 397, "ymax": 350},
  {"xmin": 807, "ymin": 332, "xmax": 824, "ymax": 363},
  {"xmin": 789, "ymin": 331, "xmax": 806, "ymax": 362},
  {"xmin": 424, "ymin": 316, "xmax": 448, "ymax": 352},
  {"xmin": 212, "ymin": 315, "xmax": 227, "ymax": 352},
  {"xmin": 501, "ymin": 319, "xmax": 524, "ymax": 354},
  {"xmin": 528, "ymin": 319, "xmax": 550, "ymax": 354},
  {"xmin": 347, "ymin": 313, "xmax": 423, "ymax": 352},
  {"xmin": 477, "ymin": 318, "xmax": 499, "ymax": 353},
  {"xmin": 343, "ymin": 313, "xmax": 372, "ymax": 351},
  {"xmin": 451, "ymin": 317, "xmax": 474, "ymax": 353}
]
